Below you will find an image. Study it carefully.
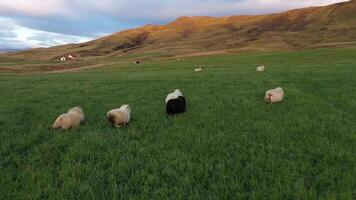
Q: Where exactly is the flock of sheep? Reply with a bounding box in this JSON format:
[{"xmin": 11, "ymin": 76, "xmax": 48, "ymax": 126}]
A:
[{"xmin": 52, "ymin": 65, "xmax": 284, "ymax": 130}]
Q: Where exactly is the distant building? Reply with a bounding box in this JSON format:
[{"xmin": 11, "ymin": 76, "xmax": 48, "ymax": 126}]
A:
[
  {"xmin": 68, "ymin": 54, "xmax": 78, "ymax": 60},
  {"xmin": 60, "ymin": 54, "xmax": 79, "ymax": 62}
]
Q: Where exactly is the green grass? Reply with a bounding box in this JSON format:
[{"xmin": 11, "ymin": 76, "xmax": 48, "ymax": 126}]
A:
[
  {"xmin": 0, "ymin": 48, "xmax": 355, "ymax": 199},
  {"xmin": 0, "ymin": 56, "xmax": 49, "ymax": 65}
]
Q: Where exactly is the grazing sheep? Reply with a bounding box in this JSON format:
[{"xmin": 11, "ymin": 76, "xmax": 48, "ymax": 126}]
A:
[
  {"xmin": 134, "ymin": 61, "xmax": 141, "ymax": 64},
  {"xmin": 166, "ymin": 89, "xmax": 186, "ymax": 116},
  {"xmin": 265, "ymin": 87, "xmax": 284, "ymax": 103},
  {"xmin": 52, "ymin": 106, "xmax": 85, "ymax": 130},
  {"xmin": 195, "ymin": 67, "xmax": 202, "ymax": 72},
  {"xmin": 107, "ymin": 104, "xmax": 131, "ymax": 127},
  {"xmin": 257, "ymin": 65, "xmax": 265, "ymax": 72}
]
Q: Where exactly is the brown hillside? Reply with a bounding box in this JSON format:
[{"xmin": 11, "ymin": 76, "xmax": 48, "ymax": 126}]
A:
[{"xmin": 8, "ymin": 0, "xmax": 356, "ymax": 60}]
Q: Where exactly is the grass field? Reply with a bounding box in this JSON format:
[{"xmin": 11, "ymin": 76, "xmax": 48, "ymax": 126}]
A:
[{"xmin": 1, "ymin": 48, "xmax": 355, "ymax": 199}]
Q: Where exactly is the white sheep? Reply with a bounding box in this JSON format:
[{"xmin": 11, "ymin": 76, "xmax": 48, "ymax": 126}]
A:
[
  {"xmin": 195, "ymin": 67, "xmax": 202, "ymax": 72},
  {"xmin": 107, "ymin": 104, "xmax": 131, "ymax": 127},
  {"xmin": 257, "ymin": 65, "xmax": 265, "ymax": 72},
  {"xmin": 265, "ymin": 87, "xmax": 284, "ymax": 103},
  {"xmin": 52, "ymin": 106, "xmax": 85, "ymax": 130}
]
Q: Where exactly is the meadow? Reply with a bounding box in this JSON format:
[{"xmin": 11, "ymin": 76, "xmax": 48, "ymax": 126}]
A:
[{"xmin": 0, "ymin": 48, "xmax": 355, "ymax": 199}]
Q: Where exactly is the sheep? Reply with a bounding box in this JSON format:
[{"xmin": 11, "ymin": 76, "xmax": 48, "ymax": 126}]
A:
[
  {"xmin": 52, "ymin": 106, "xmax": 85, "ymax": 130},
  {"xmin": 166, "ymin": 89, "xmax": 186, "ymax": 116},
  {"xmin": 107, "ymin": 104, "xmax": 131, "ymax": 127},
  {"xmin": 195, "ymin": 67, "xmax": 202, "ymax": 72},
  {"xmin": 257, "ymin": 65, "xmax": 265, "ymax": 72},
  {"xmin": 264, "ymin": 87, "xmax": 284, "ymax": 103}
]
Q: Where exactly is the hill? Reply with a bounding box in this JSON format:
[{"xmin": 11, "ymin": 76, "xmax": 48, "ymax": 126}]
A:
[{"xmin": 6, "ymin": 0, "xmax": 356, "ymax": 60}]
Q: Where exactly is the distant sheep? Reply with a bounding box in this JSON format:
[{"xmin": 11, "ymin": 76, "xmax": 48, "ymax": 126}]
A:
[
  {"xmin": 195, "ymin": 67, "xmax": 202, "ymax": 72},
  {"xmin": 166, "ymin": 89, "xmax": 186, "ymax": 116},
  {"xmin": 257, "ymin": 65, "xmax": 265, "ymax": 72},
  {"xmin": 265, "ymin": 87, "xmax": 284, "ymax": 103},
  {"xmin": 134, "ymin": 61, "xmax": 141, "ymax": 64},
  {"xmin": 107, "ymin": 104, "xmax": 131, "ymax": 127},
  {"xmin": 52, "ymin": 106, "xmax": 85, "ymax": 130}
]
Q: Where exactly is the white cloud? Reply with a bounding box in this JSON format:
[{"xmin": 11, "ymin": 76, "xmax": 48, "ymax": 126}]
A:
[
  {"xmin": 126, "ymin": 0, "xmax": 350, "ymax": 20},
  {"xmin": 0, "ymin": 1, "xmax": 69, "ymax": 17},
  {"xmin": 0, "ymin": 18, "xmax": 92, "ymax": 48}
]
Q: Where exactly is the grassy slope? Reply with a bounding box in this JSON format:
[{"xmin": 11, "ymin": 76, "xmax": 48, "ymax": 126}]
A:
[
  {"xmin": 0, "ymin": 48, "xmax": 355, "ymax": 199},
  {"xmin": 6, "ymin": 1, "xmax": 356, "ymax": 61}
]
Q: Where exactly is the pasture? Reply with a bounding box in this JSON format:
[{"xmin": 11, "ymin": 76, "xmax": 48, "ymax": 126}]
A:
[{"xmin": 0, "ymin": 48, "xmax": 355, "ymax": 199}]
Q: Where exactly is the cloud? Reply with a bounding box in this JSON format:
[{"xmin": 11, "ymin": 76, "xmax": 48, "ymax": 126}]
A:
[
  {"xmin": 0, "ymin": 17, "xmax": 92, "ymax": 49},
  {"xmin": 0, "ymin": 0, "xmax": 349, "ymax": 48},
  {"xmin": 0, "ymin": 1, "xmax": 68, "ymax": 17},
  {"xmin": 0, "ymin": 0, "xmax": 349, "ymax": 20}
]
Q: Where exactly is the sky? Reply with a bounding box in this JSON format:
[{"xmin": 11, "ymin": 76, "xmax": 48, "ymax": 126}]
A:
[{"xmin": 0, "ymin": 0, "xmax": 349, "ymax": 49}]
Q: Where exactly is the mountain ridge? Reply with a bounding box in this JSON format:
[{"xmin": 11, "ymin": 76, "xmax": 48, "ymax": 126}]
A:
[{"xmin": 8, "ymin": 0, "xmax": 356, "ymax": 60}]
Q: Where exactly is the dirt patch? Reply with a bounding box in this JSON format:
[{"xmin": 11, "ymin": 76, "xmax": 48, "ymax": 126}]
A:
[
  {"xmin": 307, "ymin": 41, "xmax": 356, "ymax": 49},
  {"xmin": 45, "ymin": 63, "xmax": 106, "ymax": 73},
  {"xmin": 0, "ymin": 62, "xmax": 106, "ymax": 74}
]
